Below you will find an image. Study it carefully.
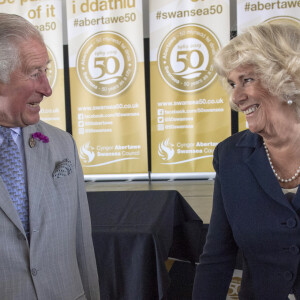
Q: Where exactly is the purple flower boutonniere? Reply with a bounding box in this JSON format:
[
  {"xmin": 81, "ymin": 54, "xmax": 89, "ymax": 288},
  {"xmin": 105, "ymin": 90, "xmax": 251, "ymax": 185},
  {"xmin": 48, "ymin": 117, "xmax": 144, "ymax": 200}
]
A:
[
  {"xmin": 32, "ymin": 132, "xmax": 49, "ymax": 143},
  {"xmin": 29, "ymin": 132, "xmax": 49, "ymax": 148}
]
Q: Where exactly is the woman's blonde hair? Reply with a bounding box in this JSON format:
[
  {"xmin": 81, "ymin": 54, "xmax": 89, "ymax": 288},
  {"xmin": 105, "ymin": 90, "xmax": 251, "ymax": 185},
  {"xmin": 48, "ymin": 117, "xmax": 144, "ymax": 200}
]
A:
[{"xmin": 214, "ymin": 21, "xmax": 300, "ymax": 113}]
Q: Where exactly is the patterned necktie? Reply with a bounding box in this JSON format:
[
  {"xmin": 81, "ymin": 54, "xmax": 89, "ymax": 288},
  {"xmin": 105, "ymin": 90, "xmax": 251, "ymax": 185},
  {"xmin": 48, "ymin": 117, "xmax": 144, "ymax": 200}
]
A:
[{"xmin": 0, "ymin": 127, "xmax": 29, "ymax": 235}]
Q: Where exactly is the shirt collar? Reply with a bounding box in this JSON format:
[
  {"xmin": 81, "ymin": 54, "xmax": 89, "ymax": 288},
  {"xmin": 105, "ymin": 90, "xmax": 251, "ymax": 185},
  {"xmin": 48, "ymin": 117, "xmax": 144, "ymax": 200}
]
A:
[
  {"xmin": 0, "ymin": 126, "xmax": 22, "ymax": 136},
  {"xmin": 10, "ymin": 127, "xmax": 21, "ymax": 136}
]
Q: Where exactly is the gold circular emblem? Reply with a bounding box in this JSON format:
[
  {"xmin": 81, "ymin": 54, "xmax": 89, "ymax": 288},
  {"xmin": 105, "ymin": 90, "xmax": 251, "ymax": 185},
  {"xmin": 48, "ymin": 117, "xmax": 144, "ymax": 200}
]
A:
[
  {"xmin": 265, "ymin": 16, "xmax": 300, "ymax": 26},
  {"xmin": 76, "ymin": 31, "xmax": 137, "ymax": 98},
  {"xmin": 46, "ymin": 46, "xmax": 57, "ymax": 89},
  {"xmin": 158, "ymin": 24, "xmax": 220, "ymax": 93}
]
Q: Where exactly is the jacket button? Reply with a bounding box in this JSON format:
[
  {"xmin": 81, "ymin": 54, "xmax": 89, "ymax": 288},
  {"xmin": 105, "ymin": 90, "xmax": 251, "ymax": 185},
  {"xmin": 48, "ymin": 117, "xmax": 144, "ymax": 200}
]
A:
[
  {"xmin": 287, "ymin": 218, "xmax": 297, "ymax": 228},
  {"xmin": 31, "ymin": 268, "xmax": 38, "ymax": 276},
  {"xmin": 289, "ymin": 245, "xmax": 299, "ymax": 255},
  {"xmin": 284, "ymin": 271, "xmax": 293, "ymax": 281}
]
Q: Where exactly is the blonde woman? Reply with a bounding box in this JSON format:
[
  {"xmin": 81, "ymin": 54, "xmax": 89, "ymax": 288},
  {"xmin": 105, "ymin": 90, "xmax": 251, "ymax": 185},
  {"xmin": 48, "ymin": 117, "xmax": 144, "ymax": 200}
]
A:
[{"xmin": 192, "ymin": 22, "xmax": 300, "ymax": 300}]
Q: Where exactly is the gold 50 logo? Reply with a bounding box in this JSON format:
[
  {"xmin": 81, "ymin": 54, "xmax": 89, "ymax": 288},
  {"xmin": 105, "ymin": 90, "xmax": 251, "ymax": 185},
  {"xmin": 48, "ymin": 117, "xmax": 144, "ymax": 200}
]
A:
[
  {"xmin": 265, "ymin": 16, "xmax": 300, "ymax": 26},
  {"xmin": 158, "ymin": 24, "xmax": 220, "ymax": 92},
  {"xmin": 77, "ymin": 31, "xmax": 136, "ymax": 97},
  {"xmin": 47, "ymin": 46, "xmax": 57, "ymax": 89}
]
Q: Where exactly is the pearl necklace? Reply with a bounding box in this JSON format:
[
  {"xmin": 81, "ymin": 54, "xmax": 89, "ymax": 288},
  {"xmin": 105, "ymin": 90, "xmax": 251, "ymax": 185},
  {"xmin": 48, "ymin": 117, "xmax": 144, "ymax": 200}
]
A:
[{"xmin": 263, "ymin": 142, "xmax": 300, "ymax": 183}]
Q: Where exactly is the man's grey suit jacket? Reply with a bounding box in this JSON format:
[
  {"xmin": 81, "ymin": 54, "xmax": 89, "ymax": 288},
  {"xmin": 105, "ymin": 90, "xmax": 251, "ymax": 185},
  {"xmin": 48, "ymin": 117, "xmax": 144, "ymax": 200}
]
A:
[{"xmin": 0, "ymin": 121, "xmax": 100, "ymax": 300}]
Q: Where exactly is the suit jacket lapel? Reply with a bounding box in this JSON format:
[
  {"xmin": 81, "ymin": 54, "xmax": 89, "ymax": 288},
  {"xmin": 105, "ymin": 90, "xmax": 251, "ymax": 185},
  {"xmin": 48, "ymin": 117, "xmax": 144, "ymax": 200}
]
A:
[
  {"xmin": 0, "ymin": 178, "xmax": 25, "ymax": 232},
  {"xmin": 237, "ymin": 131, "xmax": 289, "ymax": 209},
  {"xmin": 23, "ymin": 124, "xmax": 49, "ymax": 227},
  {"xmin": 0, "ymin": 124, "xmax": 48, "ymax": 233},
  {"xmin": 292, "ymin": 190, "xmax": 300, "ymax": 212}
]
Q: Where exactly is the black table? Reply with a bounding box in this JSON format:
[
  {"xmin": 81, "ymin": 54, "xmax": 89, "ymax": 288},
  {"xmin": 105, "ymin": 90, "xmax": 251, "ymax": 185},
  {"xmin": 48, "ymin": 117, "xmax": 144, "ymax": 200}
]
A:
[{"xmin": 88, "ymin": 190, "xmax": 205, "ymax": 300}]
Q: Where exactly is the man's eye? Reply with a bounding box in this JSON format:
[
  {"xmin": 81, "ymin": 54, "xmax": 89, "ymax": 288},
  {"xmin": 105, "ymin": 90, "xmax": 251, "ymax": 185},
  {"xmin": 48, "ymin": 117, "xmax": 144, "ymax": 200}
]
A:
[
  {"xmin": 31, "ymin": 72, "xmax": 40, "ymax": 79},
  {"xmin": 31, "ymin": 68, "xmax": 48, "ymax": 79}
]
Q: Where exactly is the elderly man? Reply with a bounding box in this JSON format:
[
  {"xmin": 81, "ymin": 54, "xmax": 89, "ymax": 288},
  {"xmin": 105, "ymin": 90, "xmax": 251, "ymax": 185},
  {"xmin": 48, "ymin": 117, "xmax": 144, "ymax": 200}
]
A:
[{"xmin": 0, "ymin": 13, "xmax": 100, "ymax": 300}]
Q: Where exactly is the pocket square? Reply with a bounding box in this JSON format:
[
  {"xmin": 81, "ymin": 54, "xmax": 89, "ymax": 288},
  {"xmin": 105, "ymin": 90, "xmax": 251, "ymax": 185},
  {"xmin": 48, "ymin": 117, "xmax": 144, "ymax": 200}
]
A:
[{"xmin": 53, "ymin": 159, "xmax": 73, "ymax": 179}]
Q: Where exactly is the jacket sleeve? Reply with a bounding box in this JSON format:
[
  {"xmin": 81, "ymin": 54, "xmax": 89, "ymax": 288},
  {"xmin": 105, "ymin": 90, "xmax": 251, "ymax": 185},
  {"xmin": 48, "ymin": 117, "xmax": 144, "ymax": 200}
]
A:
[
  {"xmin": 73, "ymin": 137, "xmax": 100, "ymax": 300},
  {"xmin": 192, "ymin": 144, "xmax": 238, "ymax": 300}
]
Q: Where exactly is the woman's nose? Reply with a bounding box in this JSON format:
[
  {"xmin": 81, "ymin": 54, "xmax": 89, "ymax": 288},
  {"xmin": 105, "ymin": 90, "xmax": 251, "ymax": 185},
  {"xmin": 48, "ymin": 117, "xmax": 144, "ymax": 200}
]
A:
[{"xmin": 232, "ymin": 85, "xmax": 247, "ymax": 105}]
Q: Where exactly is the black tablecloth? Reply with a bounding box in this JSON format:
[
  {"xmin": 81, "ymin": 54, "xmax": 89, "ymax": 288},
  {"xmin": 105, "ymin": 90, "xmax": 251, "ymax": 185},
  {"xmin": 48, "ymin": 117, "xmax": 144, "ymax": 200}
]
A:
[{"xmin": 88, "ymin": 190, "xmax": 204, "ymax": 300}]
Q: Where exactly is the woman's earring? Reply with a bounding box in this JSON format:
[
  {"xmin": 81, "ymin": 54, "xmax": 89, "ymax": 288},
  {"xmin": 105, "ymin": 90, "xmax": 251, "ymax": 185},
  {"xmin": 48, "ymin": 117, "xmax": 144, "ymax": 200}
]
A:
[{"xmin": 287, "ymin": 99, "xmax": 293, "ymax": 105}]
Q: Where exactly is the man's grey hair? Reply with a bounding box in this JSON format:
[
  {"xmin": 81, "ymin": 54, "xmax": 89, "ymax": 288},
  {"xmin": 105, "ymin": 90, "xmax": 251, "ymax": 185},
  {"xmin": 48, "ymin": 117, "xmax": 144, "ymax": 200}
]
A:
[{"xmin": 0, "ymin": 13, "xmax": 44, "ymax": 83}]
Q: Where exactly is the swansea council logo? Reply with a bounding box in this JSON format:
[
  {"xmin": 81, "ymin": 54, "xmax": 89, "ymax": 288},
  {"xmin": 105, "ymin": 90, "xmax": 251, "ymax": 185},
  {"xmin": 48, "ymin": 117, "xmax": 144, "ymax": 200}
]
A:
[
  {"xmin": 158, "ymin": 24, "xmax": 220, "ymax": 92},
  {"xmin": 77, "ymin": 31, "xmax": 136, "ymax": 97},
  {"xmin": 79, "ymin": 142, "xmax": 95, "ymax": 164},
  {"xmin": 158, "ymin": 138, "xmax": 175, "ymax": 161}
]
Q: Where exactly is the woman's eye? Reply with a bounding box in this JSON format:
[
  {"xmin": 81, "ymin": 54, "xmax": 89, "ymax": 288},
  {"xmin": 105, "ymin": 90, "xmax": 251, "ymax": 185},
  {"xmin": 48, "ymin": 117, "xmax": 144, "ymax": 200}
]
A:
[
  {"xmin": 244, "ymin": 78, "xmax": 253, "ymax": 83},
  {"xmin": 229, "ymin": 82, "xmax": 236, "ymax": 89}
]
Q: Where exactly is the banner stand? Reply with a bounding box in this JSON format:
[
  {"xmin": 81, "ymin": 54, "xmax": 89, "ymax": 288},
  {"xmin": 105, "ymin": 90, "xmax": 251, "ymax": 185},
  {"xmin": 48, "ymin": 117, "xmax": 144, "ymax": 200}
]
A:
[
  {"xmin": 150, "ymin": 172, "xmax": 215, "ymax": 181},
  {"xmin": 84, "ymin": 172, "xmax": 215, "ymax": 182},
  {"xmin": 150, "ymin": 0, "xmax": 231, "ymax": 177},
  {"xmin": 237, "ymin": 1, "xmax": 300, "ymax": 131},
  {"xmin": 84, "ymin": 173, "xmax": 150, "ymax": 182},
  {"xmin": 67, "ymin": 0, "xmax": 148, "ymax": 178}
]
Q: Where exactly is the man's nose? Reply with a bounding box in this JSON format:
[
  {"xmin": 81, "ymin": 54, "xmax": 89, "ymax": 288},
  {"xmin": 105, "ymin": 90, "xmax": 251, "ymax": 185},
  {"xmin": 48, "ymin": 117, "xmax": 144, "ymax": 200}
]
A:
[{"xmin": 38, "ymin": 73, "xmax": 52, "ymax": 97}]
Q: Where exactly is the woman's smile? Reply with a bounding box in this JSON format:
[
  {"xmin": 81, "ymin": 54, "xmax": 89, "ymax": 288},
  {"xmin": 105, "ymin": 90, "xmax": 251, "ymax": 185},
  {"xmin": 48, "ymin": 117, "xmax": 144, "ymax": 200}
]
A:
[{"xmin": 242, "ymin": 104, "xmax": 260, "ymax": 116}]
